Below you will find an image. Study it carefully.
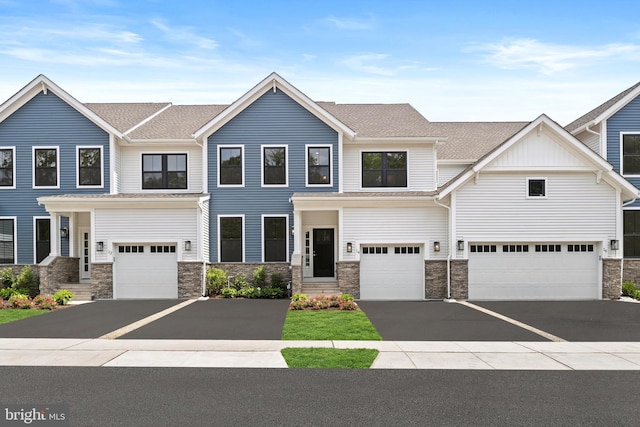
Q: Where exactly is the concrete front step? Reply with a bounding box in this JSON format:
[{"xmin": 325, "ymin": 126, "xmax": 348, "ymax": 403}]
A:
[
  {"xmin": 57, "ymin": 284, "xmax": 93, "ymax": 301},
  {"xmin": 301, "ymin": 282, "xmax": 341, "ymax": 298}
]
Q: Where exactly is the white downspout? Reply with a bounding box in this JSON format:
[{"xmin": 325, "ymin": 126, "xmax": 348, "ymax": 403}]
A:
[{"xmin": 433, "ymin": 197, "xmax": 452, "ymax": 300}]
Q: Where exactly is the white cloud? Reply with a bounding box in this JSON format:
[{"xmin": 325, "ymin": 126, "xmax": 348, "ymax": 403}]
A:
[
  {"xmin": 473, "ymin": 38, "xmax": 640, "ymax": 74},
  {"xmin": 340, "ymin": 53, "xmax": 419, "ymax": 76},
  {"xmin": 150, "ymin": 19, "xmax": 218, "ymax": 50},
  {"xmin": 324, "ymin": 16, "xmax": 374, "ymax": 31}
]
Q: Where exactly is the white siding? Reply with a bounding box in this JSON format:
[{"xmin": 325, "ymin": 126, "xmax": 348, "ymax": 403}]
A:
[
  {"xmin": 342, "ymin": 206, "xmax": 448, "ymax": 261},
  {"xmin": 113, "ymin": 142, "xmax": 122, "ymax": 193},
  {"xmin": 201, "ymin": 201, "xmax": 209, "ymax": 262},
  {"xmin": 485, "ymin": 131, "xmax": 587, "ymax": 170},
  {"xmin": 574, "ymin": 128, "xmax": 602, "ymax": 155},
  {"xmin": 94, "ymin": 208, "xmax": 199, "ymax": 262},
  {"xmin": 342, "ymin": 143, "xmax": 435, "ymax": 192},
  {"xmin": 438, "ymin": 163, "xmax": 468, "ymax": 186},
  {"xmin": 455, "ymin": 172, "xmax": 617, "ymax": 240},
  {"xmin": 119, "ymin": 145, "xmax": 203, "ymax": 193}
]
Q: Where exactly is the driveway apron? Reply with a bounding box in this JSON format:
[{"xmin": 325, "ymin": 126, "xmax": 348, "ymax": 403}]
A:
[
  {"xmin": 358, "ymin": 301, "xmax": 548, "ymax": 341},
  {"xmin": 118, "ymin": 299, "xmax": 290, "ymax": 340},
  {"xmin": 474, "ymin": 301, "xmax": 640, "ymax": 342},
  {"xmin": 0, "ymin": 300, "xmax": 182, "ymax": 339}
]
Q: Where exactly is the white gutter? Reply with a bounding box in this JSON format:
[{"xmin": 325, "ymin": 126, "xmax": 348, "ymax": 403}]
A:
[{"xmin": 433, "ymin": 198, "xmax": 452, "ymax": 300}]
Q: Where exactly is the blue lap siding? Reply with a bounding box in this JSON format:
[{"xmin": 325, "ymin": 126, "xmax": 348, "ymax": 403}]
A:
[
  {"xmin": 608, "ymin": 96, "xmax": 640, "ymax": 208},
  {"xmin": 0, "ymin": 92, "xmax": 110, "ymax": 263},
  {"xmin": 208, "ymin": 88, "xmax": 338, "ymax": 262}
]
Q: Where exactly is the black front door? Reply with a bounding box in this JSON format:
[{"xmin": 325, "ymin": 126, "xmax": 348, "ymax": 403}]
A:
[
  {"xmin": 35, "ymin": 218, "xmax": 50, "ymax": 263},
  {"xmin": 313, "ymin": 229, "xmax": 334, "ymax": 277}
]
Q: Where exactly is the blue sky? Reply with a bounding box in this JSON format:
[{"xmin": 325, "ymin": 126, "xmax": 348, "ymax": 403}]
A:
[{"xmin": 2, "ymin": 0, "xmax": 640, "ymax": 124}]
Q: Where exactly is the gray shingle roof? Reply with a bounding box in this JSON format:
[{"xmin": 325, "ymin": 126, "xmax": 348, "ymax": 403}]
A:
[
  {"xmin": 430, "ymin": 122, "xmax": 529, "ymax": 160},
  {"xmin": 127, "ymin": 105, "xmax": 228, "ymax": 140},
  {"xmin": 565, "ymin": 81, "xmax": 640, "ymax": 133},
  {"xmin": 319, "ymin": 102, "xmax": 433, "ymax": 137},
  {"xmin": 85, "ymin": 103, "xmax": 171, "ymax": 133}
]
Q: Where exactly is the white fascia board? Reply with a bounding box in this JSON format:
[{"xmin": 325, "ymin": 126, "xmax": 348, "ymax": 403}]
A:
[
  {"xmin": 0, "ymin": 75, "xmax": 123, "ymax": 138},
  {"xmin": 593, "ymin": 86, "xmax": 640, "ymax": 127},
  {"xmin": 193, "ymin": 73, "xmax": 356, "ymax": 140},
  {"xmin": 120, "ymin": 138, "xmax": 198, "ymax": 146},
  {"xmin": 37, "ymin": 194, "xmax": 208, "ymax": 213},
  {"xmin": 350, "ymin": 136, "xmax": 444, "ymax": 144}
]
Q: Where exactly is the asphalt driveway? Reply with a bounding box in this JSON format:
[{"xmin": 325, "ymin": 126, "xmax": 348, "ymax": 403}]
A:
[
  {"xmin": 474, "ymin": 300, "xmax": 640, "ymax": 341},
  {"xmin": 357, "ymin": 301, "xmax": 547, "ymax": 341},
  {"xmin": 0, "ymin": 300, "xmax": 182, "ymax": 338},
  {"xmin": 119, "ymin": 299, "xmax": 290, "ymax": 340}
]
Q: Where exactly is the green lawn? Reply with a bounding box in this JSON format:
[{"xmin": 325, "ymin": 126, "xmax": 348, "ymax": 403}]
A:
[
  {"xmin": 281, "ymin": 348, "xmax": 379, "ymax": 369},
  {"xmin": 281, "ymin": 310, "xmax": 382, "ymax": 341},
  {"xmin": 0, "ymin": 309, "xmax": 48, "ymax": 325}
]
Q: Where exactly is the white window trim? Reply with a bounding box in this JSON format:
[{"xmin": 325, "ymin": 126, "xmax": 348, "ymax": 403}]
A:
[
  {"xmin": 0, "ymin": 216, "xmax": 17, "ymax": 264},
  {"xmin": 0, "ymin": 146, "xmax": 16, "ymax": 190},
  {"xmin": 218, "ymin": 145, "xmax": 245, "ymax": 188},
  {"xmin": 32, "ymin": 146, "xmax": 60, "ymax": 189},
  {"xmin": 76, "ymin": 146, "xmax": 104, "ymax": 189},
  {"xmin": 526, "ymin": 177, "xmax": 548, "ymax": 199},
  {"xmin": 305, "ymin": 144, "xmax": 333, "ymax": 187},
  {"xmin": 261, "ymin": 145, "xmax": 289, "ymax": 188},
  {"xmin": 33, "ymin": 216, "xmax": 50, "ymax": 264},
  {"xmin": 139, "ymin": 151, "xmax": 190, "ymax": 192},
  {"xmin": 261, "ymin": 214, "xmax": 290, "ymax": 262},
  {"xmin": 619, "ymin": 132, "xmax": 640, "ymax": 177},
  {"xmin": 217, "ymin": 214, "xmax": 245, "ymax": 263},
  {"xmin": 359, "ymin": 149, "xmax": 410, "ymax": 191}
]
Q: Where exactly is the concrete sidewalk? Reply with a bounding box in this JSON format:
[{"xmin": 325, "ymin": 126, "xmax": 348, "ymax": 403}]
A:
[{"xmin": 1, "ymin": 338, "xmax": 640, "ymax": 370}]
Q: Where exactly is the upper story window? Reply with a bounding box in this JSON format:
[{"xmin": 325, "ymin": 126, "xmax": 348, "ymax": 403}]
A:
[
  {"xmin": 142, "ymin": 154, "xmax": 187, "ymax": 189},
  {"xmin": 527, "ymin": 178, "xmax": 546, "ymax": 198},
  {"xmin": 33, "ymin": 147, "xmax": 59, "ymax": 188},
  {"xmin": 307, "ymin": 145, "xmax": 331, "ymax": 186},
  {"xmin": 78, "ymin": 147, "xmax": 103, "ymax": 187},
  {"xmin": 362, "ymin": 151, "xmax": 407, "ymax": 188},
  {"xmin": 622, "ymin": 134, "xmax": 640, "ymax": 175},
  {"xmin": 263, "ymin": 146, "xmax": 287, "ymax": 186},
  {"xmin": 219, "ymin": 146, "xmax": 243, "ymax": 186},
  {"xmin": 0, "ymin": 148, "xmax": 14, "ymax": 188},
  {"xmin": 624, "ymin": 210, "xmax": 640, "ymax": 257}
]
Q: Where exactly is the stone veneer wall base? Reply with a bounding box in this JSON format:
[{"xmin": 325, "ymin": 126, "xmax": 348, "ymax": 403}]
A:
[
  {"xmin": 425, "ymin": 260, "xmax": 448, "ymax": 299},
  {"xmin": 178, "ymin": 262, "xmax": 205, "ymax": 298},
  {"xmin": 603, "ymin": 258, "xmax": 622, "ymax": 299},
  {"xmin": 336, "ymin": 261, "xmax": 360, "ymax": 298},
  {"xmin": 91, "ymin": 263, "xmax": 113, "ymax": 299},
  {"xmin": 450, "ymin": 260, "xmax": 469, "ymax": 300}
]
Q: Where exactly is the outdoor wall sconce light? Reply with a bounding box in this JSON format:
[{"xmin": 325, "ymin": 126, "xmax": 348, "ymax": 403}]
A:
[
  {"xmin": 457, "ymin": 240, "xmax": 465, "ymax": 251},
  {"xmin": 610, "ymin": 239, "xmax": 619, "ymax": 251},
  {"xmin": 96, "ymin": 241, "xmax": 104, "ymax": 252},
  {"xmin": 184, "ymin": 240, "xmax": 192, "ymax": 251},
  {"xmin": 290, "ymin": 226, "xmax": 295, "ymax": 236},
  {"xmin": 346, "ymin": 242, "xmax": 353, "ymax": 253},
  {"xmin": 433, "ymin": 241, "xmax": 441, "ymax": 252},
  {"xmin": 60, "ymin": 227, "xmax": 69, "ymax": 239}
]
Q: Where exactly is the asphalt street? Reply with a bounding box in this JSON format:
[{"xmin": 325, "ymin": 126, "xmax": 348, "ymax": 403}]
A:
[{"xmin": 0, "ymin": 367, "xmax": 638, "ymax": 426}]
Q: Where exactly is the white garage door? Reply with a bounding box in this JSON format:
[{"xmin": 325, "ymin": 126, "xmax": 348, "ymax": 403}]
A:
[
  {"xmin": 114, "ymin": 244, "xmax": 178, "ymax": 299},
  {"xmin": 468, "ymin": 242, "xmax": 600, "ymax": 300},
  {"xmin": 360, "ymin": 245, "xmax": 424, "ymax": 300}
]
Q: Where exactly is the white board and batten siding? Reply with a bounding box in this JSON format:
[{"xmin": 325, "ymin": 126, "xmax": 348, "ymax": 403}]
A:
[
  {"xmin": 118, "ymin": 145, "xmax": 204, "ymax": 193},
  {"xmin": 342, "ymin": 143, "xmax": 435, "ymax": 192}
]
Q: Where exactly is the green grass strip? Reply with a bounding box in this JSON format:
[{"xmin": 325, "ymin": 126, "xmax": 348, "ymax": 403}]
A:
[
  {"xmin": 281, "ymin": 348, "xmax": 379, "ymax": 368},
  {"xmin": 0, "ymin": 309, "xmax": 48, "ymax": 325},
  {"xmin": 281, "ymin": 310, "xmax": 382, "ymax": 341}
]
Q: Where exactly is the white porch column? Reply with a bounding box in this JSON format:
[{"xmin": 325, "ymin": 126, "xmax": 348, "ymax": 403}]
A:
[
  {"xmin": 68, "ymin": 213, "xmax": 76, "ymax": 257},
  {"xmin": 50, "ymin": 213, "xmax": 59, "ymax": 256},
  {"xmin": 291, "ymin": 209, "xmax": 302, "ymax": 265}
]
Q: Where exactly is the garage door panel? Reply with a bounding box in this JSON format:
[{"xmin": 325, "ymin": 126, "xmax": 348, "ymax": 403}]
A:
[
  {"xmin": 360, "ymin": 245, "xmax": 424, "ymax": 300},
  {"xmin": 469, "ymin": 242, "xmax": 599, "ymax": 300},
  {"xmin": 115, "ymin": 244, "xmax": 178, "ymax": 299}
]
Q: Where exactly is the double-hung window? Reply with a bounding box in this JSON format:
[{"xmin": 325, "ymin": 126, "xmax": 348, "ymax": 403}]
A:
[
  {"xmin": 0, "ymin": 218, "xmax": 15, "ymax": 264},
  {"xmin": 307, "ymin": 146, "xmax": 331, "ymax": 185},
  {"xmin": 624, "ymin": 210, "xmax": 640, "ymax": 257},
  {"xmin": 142, "ymin": 154, "xmax": 187, "ymax": 189},
  {"xmin": 0, "ymin": 148, "xmax": 14, "ymax": 188},
  {"xmin": 33, "ymin": 147, "xmax": 59, "ymax": 188},
  {"xmin": 219, "ymin": 147, "xmax": 243, "ymax": 186},
  {"xmin": 263, "ymin": 146, "xmax": 287, "ymax": 186},
  {"xmin": 220, "ymin": 216, "xmax": 243, "ymax": 262},
  {"xmin": 78, "ymin": 147, "xmax": 103, "ymax": 187},
  {"xmin": 362, "ymin": 151, "xmax": 407, "ymax": 188},
  {"xmin": 622, "ymin": 134, "xmax": 640, "ymax": 175},
  {"xmin": 263, "ymin": 216, "xmax": 287, "ymax": 262}
]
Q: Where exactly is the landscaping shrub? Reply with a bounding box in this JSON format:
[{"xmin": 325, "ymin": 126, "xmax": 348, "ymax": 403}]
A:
[
  {"xmin": 1, "ymin": 268, "xmax": 15, "ymax": 288},
  {"xmin": 15, "ymin": 265, "xmax": 39, "ymax": 298},
  {"xmin": 339, "ymin": 300, "xmax": 359, "ymax": 311},
  {"xmin": 206, "ymin": 268, "xmax": 228, "ymax": 296},
  {"xmin": 237, "ymin": 286, "xmax": 260, "ymax": 299},
  {"xmin": 309, "ymin": 295, "xmax": 330, "ymax": 310},
  {"xmin": 253, "ymin": 266, "xmax": 267, "ymax": 288},
  {"xmin": 270, "ymin": 273, "xmax": 286, "ymax": 290},
  {"xmin": 231, "ymin": 274, "xmax": 249, "ymax": 290},
  {"xmin": 221, "ymin": 287, "xmax": 237, "ymax": 298},
  {"xmin": 288, "ymin": 293, "xmax": 358, "ymax": 311},
  {"xmin": 622, "ymin": 281, "xmax": 638, "ymax": 298},
  {"xmin": 0, "ymin": 287, "xmax": 16, "ymax": 300},
  {"xmin": 8, "ymin": 294, "xmax": 32, "ymax": 309},
  {"xmin": 33, "ymin": 295, "xmax": 58, "ymax": 310},
  {"xmin": 52, "ymin": 289, "xmax": 74, "ymax": 305}
]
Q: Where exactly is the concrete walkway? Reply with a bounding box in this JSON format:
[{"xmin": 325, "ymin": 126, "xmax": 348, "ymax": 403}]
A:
[{"xmin": 1, "ymin": 338, "xmax": 640, "ymax": 370}]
